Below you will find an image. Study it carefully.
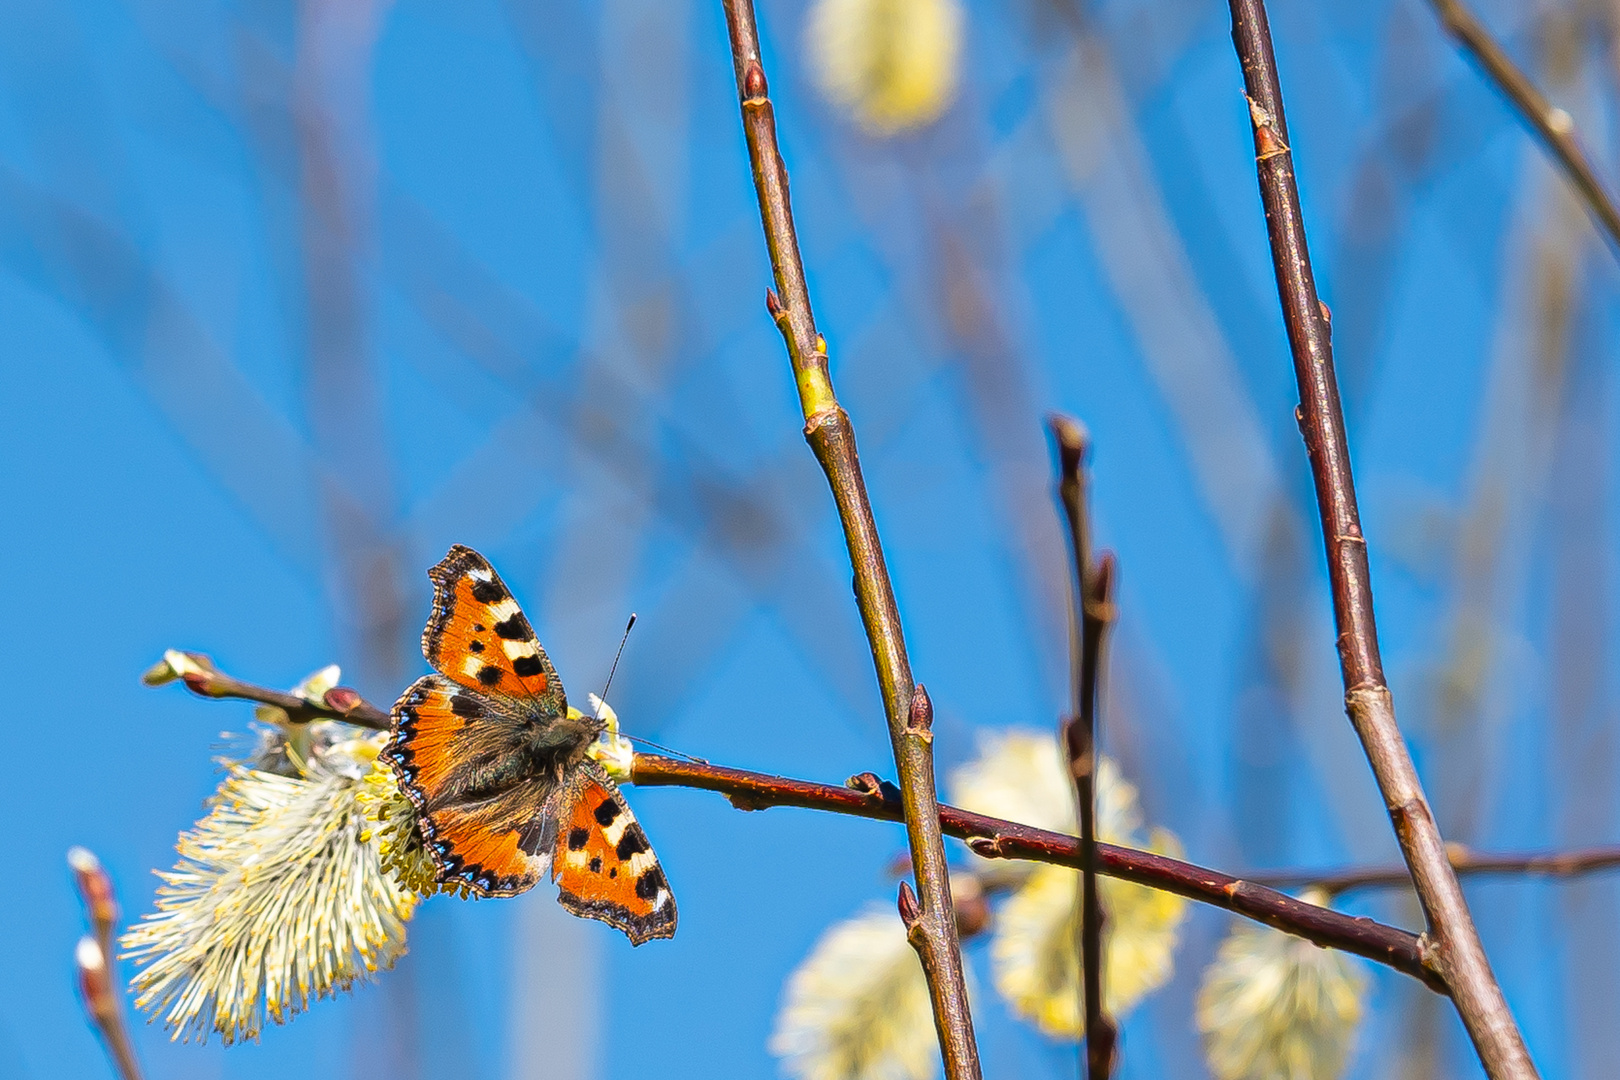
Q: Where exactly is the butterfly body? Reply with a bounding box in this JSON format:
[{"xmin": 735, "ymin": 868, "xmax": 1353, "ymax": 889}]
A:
[{"xmin": 381, "ymin": 545, "xmax": 676, "ymax": 944}]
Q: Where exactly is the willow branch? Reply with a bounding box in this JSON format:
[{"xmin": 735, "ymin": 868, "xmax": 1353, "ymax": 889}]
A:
[
  {"xmin": 69, "ymin": 849, "xmax": 145, "ymax": 1080},
  {"xmin": 143, "ymin": 649, "xmax": 389, "ymax": 730},
  {"xmin": 145, "ymin": 663, "xmax": 1446, "ymax": 990},
  {"xmin": 1050, "ymin": 416, "xmax": 1117, "ymax": 1079},
  {"xmin": 632, "ymin": 754, "xmax": 1446, "ymax": 991},
  {"xmin": 718, "ymin": 5, "xmax": 979, "ymax": 1076},
  {"xmin": 1228, "ymin": 2, "xmax": 1537, "ymax": 1075},
  {"xmin": 1425, "ymin": 0, "xmax": 1620, "ymax": 258},
  {"xmin": 1253, "ymin": 844, "xmax": 1620, "ymax": 896}
]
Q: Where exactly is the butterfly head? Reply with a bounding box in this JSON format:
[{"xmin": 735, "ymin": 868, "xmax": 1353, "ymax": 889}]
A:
[{"xmin": 579, "ymin": 695, "xmax": 634, "ymax": 780}]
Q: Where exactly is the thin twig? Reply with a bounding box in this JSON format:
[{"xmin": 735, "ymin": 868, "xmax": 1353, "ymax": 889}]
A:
[
  {"xmin": 1253, "ymin": 844, "xmax": 1620, "ymax": 896},
  {"xmin": 144, "ymin": 649, "xmax": 390, "ymax": 730},
  {"xmin": 69, "ymin": 849, "xmax": 145, "ymax": 1080},
  {"xmin": 717, "ymin": 4, "xmax": 980, "ymax": 1078},
  {"xmin": 1049, "ymin": 416, "xmax": 1117, "ymax": 1079},
  {"xmin": 1227, "ymin": 2, "xmax": 1538, "ymax": 1076},
  {"xmin": 631, "ymin": 753, "xmax": 1446, "ymax": 991},
  {"xmin": 1425, "ymin": 0, "xmax": 1620, "ymax": 259}
]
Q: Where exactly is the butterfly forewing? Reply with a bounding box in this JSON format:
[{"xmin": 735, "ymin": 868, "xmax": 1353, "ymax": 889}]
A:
[
  {"xmin": 424, "ymin": 544, "xmax": 566, "ymax": 713},
  {"xmin": 552, "ymin": 761, "xmax": 677, "ymax": 945}
]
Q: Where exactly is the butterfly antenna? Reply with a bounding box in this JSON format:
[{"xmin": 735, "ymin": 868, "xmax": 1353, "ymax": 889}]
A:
[
  {"xmin": 592, "ymin": 615, "xmax": 705, "ymax": 763},
  {"xmin": 623, "ymin": 734, "xmax": 709, "ymax": 765},
  {"xmin": 594, "ymin": 613, "xmax": 637, "ymax": 720}
]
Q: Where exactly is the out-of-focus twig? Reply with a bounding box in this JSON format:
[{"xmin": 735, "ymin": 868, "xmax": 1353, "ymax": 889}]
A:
[
  {"xmin": 1227, "ymin": 0, "xmax": 1538, "ymax": 1075},
  {"xmin": 1049, "ymin": 416, "xmax": 1118, "ymax": 1079},
  {"xmin": 69, "ymin": 848, "xmax": 144, "ymax": 1080},
  {"xmin": 1424, "ymin": 0, "xmax": 1620, "ymax": 260},
  {"xmin": 717, "ymin": 3, "xmax": 981, "ymax": 1078},
  {"xmin": 143, "ymin": 649, "xmax": 389, "ymax": 730},
  {"xmin": 1252, "ymin": 844, "xmax": 1620, "ymax": 896}
]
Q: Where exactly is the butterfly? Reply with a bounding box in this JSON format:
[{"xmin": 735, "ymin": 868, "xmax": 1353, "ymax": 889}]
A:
[{"xmin": 379, "ymin": 544, "xmax": 676, "ymax": 945}]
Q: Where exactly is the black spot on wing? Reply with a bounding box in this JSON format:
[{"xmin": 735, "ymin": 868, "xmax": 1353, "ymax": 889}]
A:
[
  {"xmin": 567, "ymin": 827, "xmax": 590, "ymax": 851},
  {"xmin": 478, "ymin": 665, "xmax": 503, "ymax": 687},
  {"xmin": 593, "ymin": 799, "xmax": 620, "ymax": 826},
  {"xmin": 615, "ymin": 828, "xmax": 649, "ymax": 859},
  {"xmin": 471, "ymin": 580, "xmax": 505, "ymax": 603},
  {"xmin": 494, "ymin": 613, "xmax": 532, "ymax": 640},
  {"xmin": 512, "ymin": 655, "xmax": 544, "ymax": 678},
  {"xmin": 450, "ymin": 694, "xmax": 484, "ymax": 719},
  {"xmin": 589, "ymin": 857, "xmax": 603, "ymax": 873},
  {"xmin": 469, "ymin": 640, "xmax": 485, "ymax": 654},
  {"xmin": 635, "ymin": 867, "xmax": 667, "ymax": 901}
]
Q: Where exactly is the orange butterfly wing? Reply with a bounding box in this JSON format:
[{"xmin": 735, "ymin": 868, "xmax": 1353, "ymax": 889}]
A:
[
  {"xmin": 552, "ymin": 761, "xmax": 677, "ymax": 945},
  {"xmin": 385, "ymin": 674, "xmax": 562, "ymax": 896},
  {"xmin": 423, "ymin": 544, "xmax": 566, "ymax": 712}
]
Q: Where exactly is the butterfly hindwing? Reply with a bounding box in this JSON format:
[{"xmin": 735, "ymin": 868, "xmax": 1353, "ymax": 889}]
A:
[
  {"xmin": 424, "ymin": 544, "xmax": 566, "ymax": 712},
  {"xmin": 416, "ymin": 779, "xmax": 559, "ymax": 896},
  {"xmin": 383, "ymin": 673, "xmax": 565, "ymax": 896},
  {"xmin": 552, "ymin": 760, "xmax": 677, "ymax": 946}
]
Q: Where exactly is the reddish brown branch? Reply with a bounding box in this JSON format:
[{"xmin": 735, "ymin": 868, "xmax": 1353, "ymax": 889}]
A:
[
  {"xmin": 1227, "ymin": 1, "xmax": 1537, "ymax": 1075},
  {"xmin": 1425, "ymin": 0, "xmax": 1620, "ymax": 259},
  {"xmin": 144, "ymin": 650, "xmax": 389, "ymax": 730},
  {"xmin": 69, "ymin": 849, "xmax": 145, "ymax": 1080},
  {"xmin": 631, "ymin": 754, "xmax": 1446, "ymax": 991},
  {"xmin": 1049, "ymin": 416, "xmax": 1117, "ymax": 1079},
  {"xmin": 151, "ymin": 662, "xmax": 1448, "ymax": 987}
]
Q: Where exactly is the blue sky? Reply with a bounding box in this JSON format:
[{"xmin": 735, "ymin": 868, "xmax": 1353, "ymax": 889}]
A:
[{"xmin": 2, "ymin": 0, "xmax": 1618, "ymax": 1077}]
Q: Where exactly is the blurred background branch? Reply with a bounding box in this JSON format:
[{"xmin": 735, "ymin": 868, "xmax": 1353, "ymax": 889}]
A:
[
  {"xmin": 1253, "ymin": 844, "xmax": 1620, "ymax": 897},
  {"xmin": 69, "ymin": 849, "xmax": 144, "ymax": 1080},
  {"xmin": 1425, "ymin": 0, "xmax": 1620, "ymax": 258},
  {"xmin": 1049, "ymin": 415, "xmax": 1118, "ymax": 1080}
]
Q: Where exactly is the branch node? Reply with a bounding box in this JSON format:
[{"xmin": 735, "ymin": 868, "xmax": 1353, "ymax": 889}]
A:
[
  {"xmin": 1418, "ymin": 932, "xmax": 1448, "ymax": 977},
  {"xmin": 897, "ymin": 879, "xmax": 923, "ymax": 929},
  {"xmin": 323, "ymin": 686, "xmax": 364, "ymax": 715},
  {"xmin": 76, "ymin": 937, "xmax": 114, "ymax": 1021},
  {"xmin": 965, "ymin": 835, "xmax": 1007, "ymax": 859},
  {"xmin": 845, "ymin": 772, "xmax": 902, "ymax": 806},
  {"xmin": 905, "ymin": 684, "xmax": 935, "ymax": 742},
  {"xmin": 1046, "ymin": 413, "xmax": 1090, "ymax": 477},
  {"xmin": 725, "ymin": 791, "xmax": 773, "ymax": 812},
  {"xmin": 1086, "ymin": 553, "xmax": 1119, "ymax": 623},
  {"xmin": 68, "ymin": 847, "xmax": 119, "ymax": 936},
  {"xmin": 1244, "ymin": 94, "xmax": 1291, "ymax": 160},
  {"xmin": 742, "ymin": 60, "xmax": 768, "ymax": 102},
  {"xmin": 803, "ymin": 407, "xmax": 840, "ymax": 437}
]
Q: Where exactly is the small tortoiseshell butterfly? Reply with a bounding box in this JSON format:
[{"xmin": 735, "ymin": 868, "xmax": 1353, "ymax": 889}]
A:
[{"xmin": 380, "ymin": 544, "xmax": 677, "ymax": 945}]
